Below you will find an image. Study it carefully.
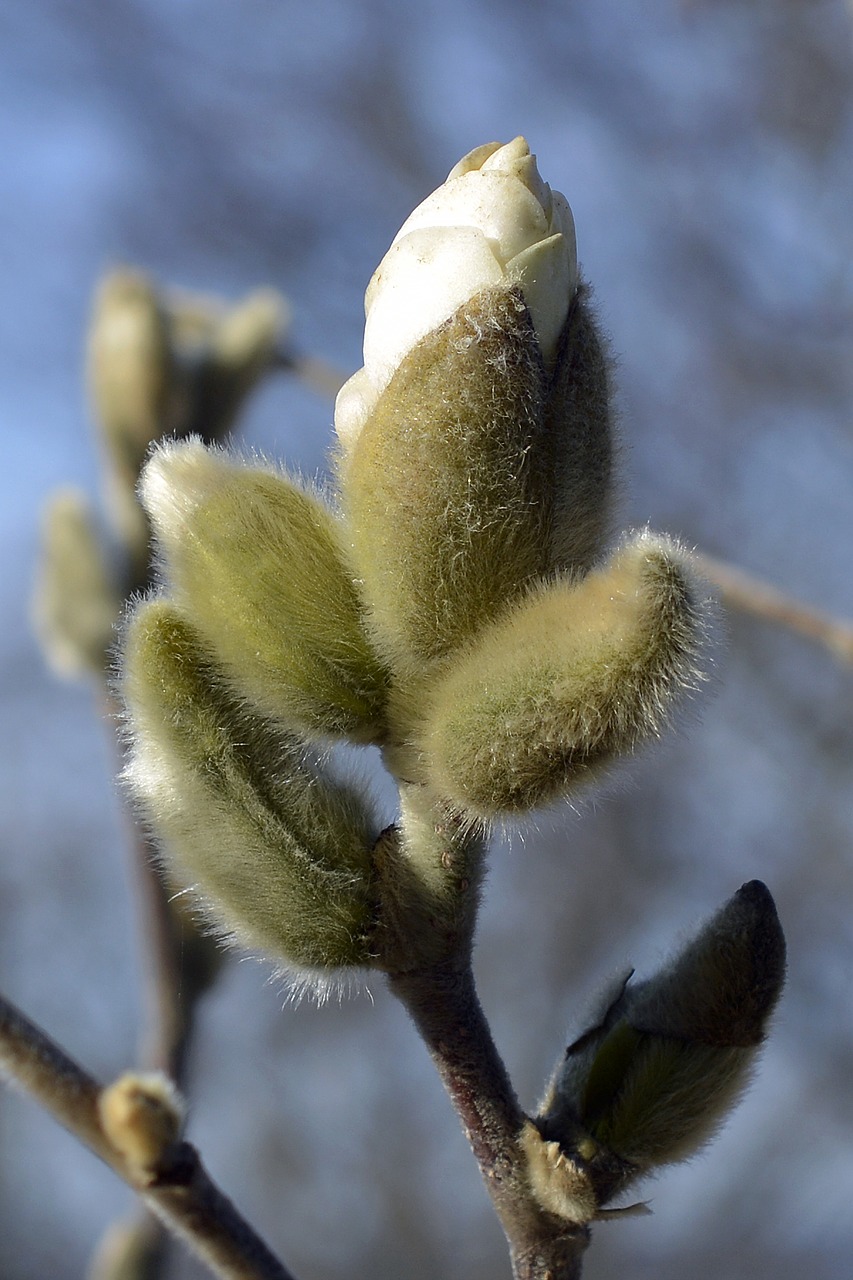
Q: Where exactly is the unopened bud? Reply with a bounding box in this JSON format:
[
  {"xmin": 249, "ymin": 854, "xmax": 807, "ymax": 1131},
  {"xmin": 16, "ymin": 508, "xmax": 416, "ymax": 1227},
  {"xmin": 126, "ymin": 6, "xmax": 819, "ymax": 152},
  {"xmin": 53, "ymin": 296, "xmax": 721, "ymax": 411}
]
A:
[
  {"xmin": 538, "ymin": 882, "xmax": 786, "ymax": 1189},
  {"xmin": 413, "ymin": 532, "xmax": 705, "ymax": 817},
  {"xmin": 335, "ymin": 137, "xmax": 577, "ymax": 451},
  {"xmin": 32, "ymin": 489, "xmax": 120, "ymax": 678},
  {"xmin": 99, "ymin": 1072, "xmax": 184, "ymax": 1177},
  {"xmin": 140, "ymin": 439, "xmax": 388, "ymax": 742},
  {"xmin": 336, "ymin": 140, "xmax": 619, "ymax": 667},
  {"xmin": 121, "ymin": 602, "xmax": 378, "ymax": 978}
]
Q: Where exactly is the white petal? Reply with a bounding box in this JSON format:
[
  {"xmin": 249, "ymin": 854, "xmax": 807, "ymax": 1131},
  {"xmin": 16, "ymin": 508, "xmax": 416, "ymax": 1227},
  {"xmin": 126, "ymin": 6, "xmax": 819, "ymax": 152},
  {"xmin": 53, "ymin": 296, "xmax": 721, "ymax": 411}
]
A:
[
  {"xmin": 549, "ymin": 190, "xmax": 577, "ymax": 249},
  {"xmin": 392, "ymin": 171, "xmax": 549, "ymax": 265},
  {"xmin": 481, "ymin": 135, "xmax": 530, "ymax": 172},
  {"xmin": 363, "ymin": 227, "xmax": 505, "ymax": 390},
  {"xmin": 507, "ymin": 234, "xmax": 576, "ymax": 364},
  {"xmin": 481, "ymin": 137, "xmax": 551, "ymax": 213},
  {"xmin": 446, "ymin": 141, "xmax": 503, "ymax": 181},
  {"xmin": 334, "ymin": 368, "xmax": 378, "ymax": 450}
]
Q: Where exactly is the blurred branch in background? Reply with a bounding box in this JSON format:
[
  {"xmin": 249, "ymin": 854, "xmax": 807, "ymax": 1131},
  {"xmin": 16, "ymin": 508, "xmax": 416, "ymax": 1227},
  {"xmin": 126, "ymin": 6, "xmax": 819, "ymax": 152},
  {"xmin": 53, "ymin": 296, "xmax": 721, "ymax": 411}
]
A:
[
  {"xmin": 695, "ymin": 552, "xmax": 853, "ymax": 666},
  {"xmin": 30, "ymin": 267, "xmax": 292, "ymax": 1278},
  {"xmin": 0, "ymin": 993, "xmax": 295, "ymax": 1280}
]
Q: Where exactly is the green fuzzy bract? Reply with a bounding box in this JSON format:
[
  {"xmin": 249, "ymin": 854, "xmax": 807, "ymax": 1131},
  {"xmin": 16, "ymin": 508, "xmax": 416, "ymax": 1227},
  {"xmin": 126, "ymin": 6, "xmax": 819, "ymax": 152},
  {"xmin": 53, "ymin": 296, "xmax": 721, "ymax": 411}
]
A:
[
  {"xmin": 342, "ymin": 288, "xmax": 551, "ymax": 664},
  {"xmin": 340, "ymin": 283, "xmax": 614, "ymax": 670},
  {"xmin": 418, "ymin": 533, "xmax": 701, "ymax": 817},
  {"xmin": 146, "ymin": 446, "xmax": 389, "ymax": 742},
  {"xmin": 584, "ymin": 1030, "xmax": 751, "ymax": 1166},
  {"xmin": 122, "ymin": 601, "xmax": 376, "ymax": 971}
]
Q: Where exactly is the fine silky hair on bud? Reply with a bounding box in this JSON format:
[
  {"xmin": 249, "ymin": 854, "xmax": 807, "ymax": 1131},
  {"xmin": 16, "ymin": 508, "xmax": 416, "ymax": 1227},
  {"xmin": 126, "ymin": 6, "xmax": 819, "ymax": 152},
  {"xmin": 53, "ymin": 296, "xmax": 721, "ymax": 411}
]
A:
[
  {"xmin": 122, "ymin": 601, "xmax": 378, "ymax": 977},
  {"xmin": 341, "ymin": 287, "xmax": 556, "ymax": 665},
  {"xmin": 140, "ymin": 440, "xmax": 389, "ymax": 743},
  {"xmin": 537, "ymin": 882, "xmax": 786, "ymax": 1196},
  {"xmin": 340, "ymin": 284, "xmax": 616, "ymax": 671},
  {"xmin": 415, "ymin": 531, "xmax": 705, "ymax": 819}
]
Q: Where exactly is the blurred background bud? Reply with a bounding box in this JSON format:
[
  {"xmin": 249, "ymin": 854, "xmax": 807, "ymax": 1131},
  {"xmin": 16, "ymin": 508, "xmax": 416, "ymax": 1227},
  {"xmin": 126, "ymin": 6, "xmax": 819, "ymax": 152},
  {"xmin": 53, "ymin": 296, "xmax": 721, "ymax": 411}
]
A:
[
  {"xmin": 32, "ymin": 489, "xmax": 121, "ymax": 678},
  {"xmin": 87, "ymin": 1215, "xmax": 166, "ymax": 1280},
  {"xmin": 88, "ymin": 268, "xmax": 290, "ymax": 573}
]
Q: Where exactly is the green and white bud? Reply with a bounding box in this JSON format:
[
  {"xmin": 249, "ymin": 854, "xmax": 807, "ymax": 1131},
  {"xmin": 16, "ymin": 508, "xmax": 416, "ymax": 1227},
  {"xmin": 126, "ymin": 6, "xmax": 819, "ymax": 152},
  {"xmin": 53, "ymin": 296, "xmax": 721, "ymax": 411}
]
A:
[
  {"xmin": 122, "ymin": 601, "xmax": 378, "ymax": 978},
  {"xmin": 336, "ymin": 138, "xmax": 615, "ymax": 666},
  {"xmin": 335, "ymin": 136, "xmax": 577, "ymax": 450},
  {"xmin": 140, "ymin": 440, "xmax": 389, "ymax": 742},
  {"xmin": 412, "ymin": 532, "xmax": 704, "ymax": 818},
  {"xmin": 537, "ymin": 882, "xmax": 786, "ymax": 1201}
]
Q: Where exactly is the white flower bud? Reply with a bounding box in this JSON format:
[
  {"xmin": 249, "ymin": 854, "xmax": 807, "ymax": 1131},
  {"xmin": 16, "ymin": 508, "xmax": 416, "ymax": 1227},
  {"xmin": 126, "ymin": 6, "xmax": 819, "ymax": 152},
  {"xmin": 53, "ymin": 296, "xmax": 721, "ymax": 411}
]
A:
[{"xmin": 335, "ymin": 137, "xmax": 578, "ymax": 448}]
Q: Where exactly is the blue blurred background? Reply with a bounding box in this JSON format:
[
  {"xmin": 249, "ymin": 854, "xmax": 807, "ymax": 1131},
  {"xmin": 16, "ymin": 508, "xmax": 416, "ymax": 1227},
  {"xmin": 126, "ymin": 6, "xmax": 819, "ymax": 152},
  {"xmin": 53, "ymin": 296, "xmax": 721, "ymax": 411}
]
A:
[{"xmin": 2, "ymin": 1, "xmax": 853, "ymax": 1277}]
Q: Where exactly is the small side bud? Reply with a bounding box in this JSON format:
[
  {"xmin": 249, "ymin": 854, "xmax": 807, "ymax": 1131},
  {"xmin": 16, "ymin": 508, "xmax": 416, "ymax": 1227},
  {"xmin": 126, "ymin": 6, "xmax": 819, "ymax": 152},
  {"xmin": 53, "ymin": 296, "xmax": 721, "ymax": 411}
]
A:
[
  {"xmin": 539, "ymin": 883, "xmax": 786, "ymax": 1195},
  {"xmin": 121, "ymin": 602, "xmax": 378, "ymax": 977},
  {"xmin": 98, "ymin": 1072, "xmax": 184, "ymax": 1179},
  {"xmin": 32, "ymin": 489, "xmax": 120, "ymax": 678},
  {"xmin": 416, "ymin": 532, "xmax": 707, "ymax": 818},
  {"xmin": 140, "ymin": 440, "xmax": 389, "ymax": 742}
]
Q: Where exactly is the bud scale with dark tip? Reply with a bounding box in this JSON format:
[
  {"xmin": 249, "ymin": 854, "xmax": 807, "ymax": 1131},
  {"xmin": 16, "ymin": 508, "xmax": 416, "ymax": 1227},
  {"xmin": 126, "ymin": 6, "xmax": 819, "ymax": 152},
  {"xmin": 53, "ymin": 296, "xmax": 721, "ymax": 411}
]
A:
[{"xmin": 535, "ymin": 881, "xmax": 786, "ymax": 1207}]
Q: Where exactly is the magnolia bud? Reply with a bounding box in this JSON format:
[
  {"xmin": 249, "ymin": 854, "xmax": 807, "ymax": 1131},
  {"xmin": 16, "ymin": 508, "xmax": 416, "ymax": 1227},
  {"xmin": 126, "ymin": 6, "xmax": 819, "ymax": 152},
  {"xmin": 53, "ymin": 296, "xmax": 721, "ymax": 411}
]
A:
[
  {"xmin": 87, "ymin": 269, "xmax": 181, "ymax": 555},
  {"xmin": 413, "ymin": 532, "xmax": 704, "ymax": 817},
  {"xmin": 336, "ymin": 139, "xmax": 614, "ymax": 666},
  {"xmin": 87, "ymin": 270, "xmax": 177, "ymax": 481},
  {"xmin": 335, "ymin": 136, "xmax": 577, "ymax": 450},
  {"xmin": 538, "ymin": 882, "xmax": 786, "ymax": 1197},
  {"xmin": 140, "ymin": 439, "xmax": 388, "ymax": 742},
  {"xmin": 121, "ymin": 601, "xmax": 378, "ymax": 978}
]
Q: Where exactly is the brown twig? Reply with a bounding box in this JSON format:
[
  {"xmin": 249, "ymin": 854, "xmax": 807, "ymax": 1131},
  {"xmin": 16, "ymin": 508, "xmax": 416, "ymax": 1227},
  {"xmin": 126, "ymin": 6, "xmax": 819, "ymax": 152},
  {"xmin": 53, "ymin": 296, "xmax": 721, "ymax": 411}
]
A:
[
  {"xmin": 389, "ymin": 962, "xmax": 589, "ymax": 1280},
  {"xmin": 696, "ymin": 552, "xmax": 853, "ymax": 664},
  {"xmin": 0, "ymin": 992, "xmax": 296, "ymax": 1280}
]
